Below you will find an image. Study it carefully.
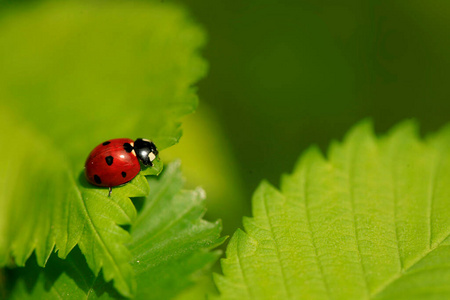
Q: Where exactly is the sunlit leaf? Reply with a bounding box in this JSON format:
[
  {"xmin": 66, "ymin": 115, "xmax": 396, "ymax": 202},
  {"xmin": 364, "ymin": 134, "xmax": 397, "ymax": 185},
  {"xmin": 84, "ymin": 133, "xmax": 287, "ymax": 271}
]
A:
[
  {"xmin": 215, "ymin": 121, "xmax": 450, "ymax": 300},
  {"xmin": 0, "ymin": 0, "xmax": 206, "ymax": 297},
  {"xmin": 7, "ymin": 162, "xmax": 224, "ymax": 300}
]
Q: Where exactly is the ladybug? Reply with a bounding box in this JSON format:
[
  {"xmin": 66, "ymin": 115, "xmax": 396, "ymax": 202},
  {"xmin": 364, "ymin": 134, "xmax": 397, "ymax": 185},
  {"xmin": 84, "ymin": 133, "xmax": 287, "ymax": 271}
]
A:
[{"xmin": 85, "ymin": 138, "xmax": 158, "ymax": 196}]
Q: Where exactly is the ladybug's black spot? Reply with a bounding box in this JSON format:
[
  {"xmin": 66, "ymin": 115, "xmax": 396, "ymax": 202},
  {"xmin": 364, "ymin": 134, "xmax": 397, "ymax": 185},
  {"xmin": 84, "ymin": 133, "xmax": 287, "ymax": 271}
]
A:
[
  {"xmin": 102, "ymin": 141, "xmax": 111, "ymax": 146},
  {"xmin": 105, "ymin": 156, "xmax": 114, "ymax": 166},
  {"xmin": 121, "ymin": 171, "xmax": 127, "ymax": 178},
  {"xmin": 123, "ymin": 143, "xmax": 133, "ymax": 153},
  {"xmin": 94, "ymin": 175, "xmax": 102, "ymax": 184}
]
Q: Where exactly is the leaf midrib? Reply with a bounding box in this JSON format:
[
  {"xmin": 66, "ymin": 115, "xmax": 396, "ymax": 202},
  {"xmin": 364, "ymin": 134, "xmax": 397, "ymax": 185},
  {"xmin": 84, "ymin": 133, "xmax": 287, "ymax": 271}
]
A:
[
  {"xmin": 88, "ymin": 188, "xmax": 135, "ymax": 223},
  {"xmin": 261, "ymin": 187, "xmax": 291, "ymax": 300},
  {"xmin": 347, "ymin": 139, "xmax": 371, "ymax": 299},
  {"xmin": 302, "ymin": 162, "xmax": 332, "ymax": 299}
]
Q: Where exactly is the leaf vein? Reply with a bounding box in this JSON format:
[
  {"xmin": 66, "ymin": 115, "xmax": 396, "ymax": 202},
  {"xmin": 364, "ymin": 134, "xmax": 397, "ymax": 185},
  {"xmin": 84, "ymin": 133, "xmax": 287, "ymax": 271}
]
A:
[
  {"xmin": 236, "ymin": 235, "xmax": 254, "ymax": 300},
  {"xmin": 133, "ymin": 203, "xmax": 199, "ymax": 263},
  {"xmin": 348, "ymin": 146, "xmax": 370, "ymax": 298},
  {"xmin": 261, "ymin": 191, "xmax": 292, "ymax": 299},
  {"xmin": 427, "ymin": 150, "xmax": 440, "ymax": 249},
  {"xmin": 390, "ymin": 156, "xmax": 403, "ymax": 271},
  {"xmin": 70, "ymin": 178, "xmax": 129, "ymax": 291},
  {"xmin": 50, "ymin": 285, "xmax": 65, "ymax": 300},
  {"xmin": 371, "ymin": 147, "xmax": 445, "ymax": 298},
  {"xmin": 303, "ymin": 164, "xmax": 332, "ymax": 299},
  {"xmin": 132, "ymin": 175, "xmax": 173, "ymax": 230}
]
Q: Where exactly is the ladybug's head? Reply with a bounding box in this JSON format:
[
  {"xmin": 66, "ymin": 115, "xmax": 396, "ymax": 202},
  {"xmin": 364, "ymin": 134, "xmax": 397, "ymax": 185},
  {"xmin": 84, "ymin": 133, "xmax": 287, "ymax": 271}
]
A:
[{"xmin": 134, "ymin": 138, "xmax": 158, "ymax": 166}]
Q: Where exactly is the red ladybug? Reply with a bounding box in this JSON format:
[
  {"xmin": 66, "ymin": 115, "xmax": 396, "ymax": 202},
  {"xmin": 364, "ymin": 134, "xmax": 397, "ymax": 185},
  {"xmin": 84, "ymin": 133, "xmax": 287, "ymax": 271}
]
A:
[{"xmin": 85, "ymin": 138, "xmax": 158, "ymax": 195}]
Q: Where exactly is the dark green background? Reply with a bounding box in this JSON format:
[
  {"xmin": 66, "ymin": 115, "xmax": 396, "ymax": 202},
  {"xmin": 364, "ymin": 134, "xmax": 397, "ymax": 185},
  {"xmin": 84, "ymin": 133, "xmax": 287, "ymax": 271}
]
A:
[{"xmin": 178, "ymin": 0, "xmax": 450, "ymax": 200}]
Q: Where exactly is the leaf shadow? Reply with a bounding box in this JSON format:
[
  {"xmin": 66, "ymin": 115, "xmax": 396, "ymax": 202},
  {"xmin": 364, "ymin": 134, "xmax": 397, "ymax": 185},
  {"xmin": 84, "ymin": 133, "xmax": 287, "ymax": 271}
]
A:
[
  {"xmin": 7, "ymin": 247, "xmax": 125, "ymax": 299},
  {"xmin": 4, "ymin": 254, "xmax": 40, "ymax": 295}
]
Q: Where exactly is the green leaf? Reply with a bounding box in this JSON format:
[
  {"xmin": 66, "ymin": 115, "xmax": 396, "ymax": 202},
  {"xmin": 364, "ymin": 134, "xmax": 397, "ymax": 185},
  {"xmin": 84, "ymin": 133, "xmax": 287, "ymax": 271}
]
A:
[
  {"xmin": 214, "ymin": 121, "xmax": 450, "ymax": 300},
  {"xmin": 7, "ymin": 161, "xmax": 224, "ymax": 300},
  {"xmin": 0, "ymin": 0, "xmax": 206, "ymax": 297}
]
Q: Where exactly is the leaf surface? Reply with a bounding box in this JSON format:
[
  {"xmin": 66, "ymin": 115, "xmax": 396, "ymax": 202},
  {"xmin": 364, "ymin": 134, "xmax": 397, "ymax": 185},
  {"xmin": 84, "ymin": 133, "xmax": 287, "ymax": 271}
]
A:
[
  {"xmin": 0, "ymin": 0, "xmax": 206, "ymax": 297},
  {"xmin": 7, "ymin": 162, "xmax": 224, "ymax": 300},
  {"xmin": 215, "ymin": 121, "xmax": 450, "ymax": 300}
]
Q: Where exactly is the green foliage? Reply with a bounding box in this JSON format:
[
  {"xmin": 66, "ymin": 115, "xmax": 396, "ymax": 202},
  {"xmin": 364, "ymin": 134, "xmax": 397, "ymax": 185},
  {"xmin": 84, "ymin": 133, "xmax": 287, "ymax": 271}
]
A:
[
  {"xmin": 0, "ymin": 0, "xmax": 207, "ymax": 297},
  {"xmin": 215, "ymin": 121, "xmax": 450, "ymax": 299},
  {"xmin": 130, "ymin": 161, "xmax": 225, "ymax": 299},
  {"xmin": 7, "ymin": 161, "xmax": 224, "ymax": 300}
]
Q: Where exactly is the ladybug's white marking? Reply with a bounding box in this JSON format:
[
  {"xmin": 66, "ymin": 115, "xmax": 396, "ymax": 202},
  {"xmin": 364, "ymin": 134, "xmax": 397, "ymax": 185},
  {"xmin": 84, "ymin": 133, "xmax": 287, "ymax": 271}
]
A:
[
  {"xmin": 130, "ymin": 142, "xmax": 134, "ymax": 147},
  {"xmin": 131, "ymin": 149, "xmax": 136, "ymax": 157},
  {"xmin": 148, "ymin": 152, "xmax": 156, "ymax": 162},
  {"xmin": 142, "ymin": 139, "xmax": 150, "ymax": 142}
]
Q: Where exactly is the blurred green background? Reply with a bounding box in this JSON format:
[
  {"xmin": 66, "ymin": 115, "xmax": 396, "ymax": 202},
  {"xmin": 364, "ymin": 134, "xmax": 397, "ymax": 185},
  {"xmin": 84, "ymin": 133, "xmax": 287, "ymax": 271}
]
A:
[
  {"xmin": 170, "ymin": 0, "xmax": 450, "ymax": 227},
  {"xmin": 2, "ymin": 0, "xmax": 450, "ymax": 235}
]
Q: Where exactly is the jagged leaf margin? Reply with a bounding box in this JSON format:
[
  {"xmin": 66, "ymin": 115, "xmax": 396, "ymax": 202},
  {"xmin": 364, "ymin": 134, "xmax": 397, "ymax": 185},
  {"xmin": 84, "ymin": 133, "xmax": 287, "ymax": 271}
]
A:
[
  {"xmin": 0, "ymin": 0, "xmax": 206, "ymax": 297},
  {"xmin": 215, "ymin": 121, "xmax": 450, "ymax": 300},
  {"xmin": 0, "ymin": 113, "xmax": 163, "ymax": 297},
  {"xmin": 7, "ymin": 161, "xmax": 224, "ymax": 300}
]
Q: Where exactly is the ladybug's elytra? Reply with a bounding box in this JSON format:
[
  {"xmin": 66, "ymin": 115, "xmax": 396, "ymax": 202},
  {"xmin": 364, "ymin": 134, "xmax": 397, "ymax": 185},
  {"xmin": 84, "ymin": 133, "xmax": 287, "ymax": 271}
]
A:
[{"xmin": 85, "ymin": 138, "xmax": 158, "ymax": 196}]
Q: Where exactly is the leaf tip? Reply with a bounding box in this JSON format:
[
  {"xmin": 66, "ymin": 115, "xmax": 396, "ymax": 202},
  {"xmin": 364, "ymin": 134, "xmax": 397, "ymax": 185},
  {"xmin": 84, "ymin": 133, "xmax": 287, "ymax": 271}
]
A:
[
  {"xmin": 255, "ymin": 180, "xmax": 277, "ymax": 195},
  {"xmin": 224, "ymin": 228, "xmax": 257, "ymax": 259},
  {"xmin": 387, "ymin": 119, "xmax": 420, "ymax": 138},
  {"xmin": 347, "ymin": 118, "xmax": 374, "ymax": 139},
  {"xmin": 295, "ymin": 145, "xmax": 325, "ymax": 167},
  {"xmin": 252, "ymin": 180, "xmax": 284, "ymax": 210}
]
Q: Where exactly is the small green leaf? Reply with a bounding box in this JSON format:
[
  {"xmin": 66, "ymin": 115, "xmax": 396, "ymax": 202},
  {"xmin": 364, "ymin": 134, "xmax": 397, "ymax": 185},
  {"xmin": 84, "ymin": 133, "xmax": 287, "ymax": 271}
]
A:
[
  {"xmin": 0, "ymin": 0, "xmax": 206, "ymax": 297},
  {"xmin": 129, "ymin": 160, "xmax": 225, "ymax": 300},
  {"xmin": 140, "ymin": 159, "xmax": 164, "ymax": 176},
  {"xmin": 215, "ymin": 121, "xmax": 450, "ymax": 299},
  {"xmin": 7, "ymin": 162, "xmax": 224, "ymax": 300}
]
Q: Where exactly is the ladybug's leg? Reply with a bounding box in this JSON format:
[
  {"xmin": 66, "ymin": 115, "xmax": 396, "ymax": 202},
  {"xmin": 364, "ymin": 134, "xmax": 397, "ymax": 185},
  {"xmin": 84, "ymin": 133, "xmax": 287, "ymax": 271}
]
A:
[{"xmin": 108, "ymin": 187, "xmax": 112, "ymax": 197}]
